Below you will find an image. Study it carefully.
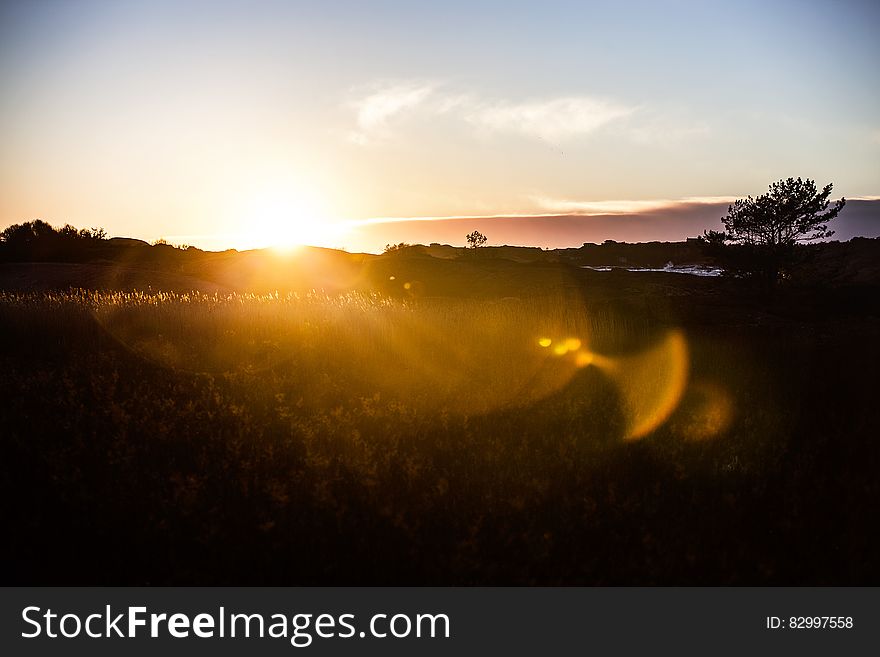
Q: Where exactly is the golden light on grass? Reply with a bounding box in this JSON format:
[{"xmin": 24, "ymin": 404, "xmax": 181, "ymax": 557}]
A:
[{"xmin": 85, "ymin": 286, "xmax": 690, "ymax": 430}]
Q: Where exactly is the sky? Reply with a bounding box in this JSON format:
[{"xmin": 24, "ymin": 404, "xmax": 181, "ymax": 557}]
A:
[{"xmin": 1, "ymin": 0, "xmax": 878, "ymax": 252}]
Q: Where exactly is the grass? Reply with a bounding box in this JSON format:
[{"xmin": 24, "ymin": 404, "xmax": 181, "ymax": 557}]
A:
[{"xmin": 1, "ymin": 281, "xmax": 878, "ymax": 585}]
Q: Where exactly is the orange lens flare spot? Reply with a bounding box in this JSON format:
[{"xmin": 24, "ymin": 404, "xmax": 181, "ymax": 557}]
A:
[
  {"xmin": 593, "ymin": 330, "xmax": 689, "ymax": 442},
  {"xmin": 538, "ymin": 338, "xmax": 552, "ymax": 348},
  {"xmin": 564, "ymin": 338, "xmax": 582, "ymax": 351},
  {"xmin": 676, "ymin": 381, "xmax": 734, "ymax": 441}
]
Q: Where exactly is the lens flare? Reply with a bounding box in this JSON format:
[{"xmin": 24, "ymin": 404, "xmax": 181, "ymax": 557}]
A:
[
  {"xmin": 673, "ymin": 380, "xmax": 734, "ymax": 441},
  {"xmin": 600, "ymin": 330, "xmax": 689, "ymax": 441},
  {"xmin": 534, "ymin": 328, "xmax": 689, "ymax": 440}
]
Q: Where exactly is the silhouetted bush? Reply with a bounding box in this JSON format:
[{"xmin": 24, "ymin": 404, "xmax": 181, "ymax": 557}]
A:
[{"xmin": 0, "ymin": 220, "xmax": 107, "ymax": 262}]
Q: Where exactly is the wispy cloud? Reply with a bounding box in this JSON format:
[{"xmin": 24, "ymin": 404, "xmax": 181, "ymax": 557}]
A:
[
  {"xmin": 465, "ymin": 97, "xmax": 634, "ymax": 141},
  {"xmin": 530, "ymin": 195, "xmax": 736, "ymax": 215},
  {"xmin": 622, "ymin": 116, "xmax": 711, "ymax": 146},
  {"xmin": 347, "ymin": 81, "xmax": 634, "ymax": 144},
  {"xmin": 348, "ymin": 196, "xmax": 737, "ymax": 225},
  {"xmin": 345, "ymin": 80, "xmax": 719, "ymax": 152},
  {"xmin": 348, "ymin": 81, "xmax": 435, "ymax": 144}
]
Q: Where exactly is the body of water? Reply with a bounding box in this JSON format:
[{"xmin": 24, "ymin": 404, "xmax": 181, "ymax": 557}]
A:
[{"xmin": 582, "ymin": 263, "xmax": 723, "ymax": 277}]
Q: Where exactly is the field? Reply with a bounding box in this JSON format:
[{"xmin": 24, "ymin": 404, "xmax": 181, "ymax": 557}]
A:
[{"xmin": 1, "ymin": 260, "xmax": 879, "ymax": 585}]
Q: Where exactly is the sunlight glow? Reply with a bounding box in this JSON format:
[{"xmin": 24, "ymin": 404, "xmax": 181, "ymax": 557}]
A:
[{"xmin": 235, "ymin": 184, "xmax": 342, "ymax": 251}]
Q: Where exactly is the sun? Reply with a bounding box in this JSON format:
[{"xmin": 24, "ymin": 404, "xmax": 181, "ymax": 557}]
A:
[{"xmin": 240, "ymin": 187, "xmax": 341, "ymax": 252}]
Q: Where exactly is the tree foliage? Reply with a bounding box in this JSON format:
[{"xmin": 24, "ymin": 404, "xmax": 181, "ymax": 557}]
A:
[
  {"xmin": 466, "ymin": 230, "xmax": 487, "ymax": 249},
  {"xmin": 0, "ymin": 220, "xmax": 107, "ymax": 261},
  {"xmin": 720, "ymin": 177, "xmax": 844, "ymax": 247},
  {"xmin": 700, "ymin": 178, "xmax": 845, "ymax": 282}
]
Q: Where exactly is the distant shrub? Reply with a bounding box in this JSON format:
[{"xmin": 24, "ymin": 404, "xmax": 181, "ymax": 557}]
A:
[
  {"xmin": 383, "ymin": 242, "xmax": 413, "ymax": 254},
  {"xmin": 0, "ymin": 220, "xmax": 107, "ymax": 262},
  {"xmin": 466, "ymin": 231, "xmax": 487, "ymax": 248}
]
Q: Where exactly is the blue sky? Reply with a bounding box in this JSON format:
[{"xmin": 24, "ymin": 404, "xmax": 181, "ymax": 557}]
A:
[{"xmin": 1, "ymin": 0, "xmax": 878, "ymax": 250}]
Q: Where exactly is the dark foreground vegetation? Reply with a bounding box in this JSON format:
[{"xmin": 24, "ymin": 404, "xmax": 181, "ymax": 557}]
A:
[{"xmin": 1, "ymin": 234, "xmax": 879, "ymax": 585}]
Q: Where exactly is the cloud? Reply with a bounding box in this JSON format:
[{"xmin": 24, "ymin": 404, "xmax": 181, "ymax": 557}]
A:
[
  {"xmin": 349, "ymin": 196, "xmax": 738, "ymax": 226},
  {"xmin": 465, "ymin": 97, "xmax": 634, "ymax": 141},
  {"xmin": 531, "ymin": 195, "xmax": 736, "ymax": 215},
  {"xmin": 623, "ymin": 117, "xmax": 711, "ymax": 146},
  {"xmin": 347, "ymin": 81, "xmax": 634, "ymax": 144},
  {"xmin": 346, "ymin": 81, "xmax": 712, "ymax": 149},
  {"xmin": 349, "ymin": 82, "xmax": 435, "ymax": 144}
]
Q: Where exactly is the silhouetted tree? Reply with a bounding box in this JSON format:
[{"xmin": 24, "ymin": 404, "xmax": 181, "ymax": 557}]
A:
[
  {"xmin": 466, "ymin": 231, "xmax": 487, "ymax": 249},
  {"xmin": 0, "ymin": 220, "xmax": 107, "ymax": 262},
  {"xmin": 700, "ymin": 177, "xmax": 845, "ymax": 283}
]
